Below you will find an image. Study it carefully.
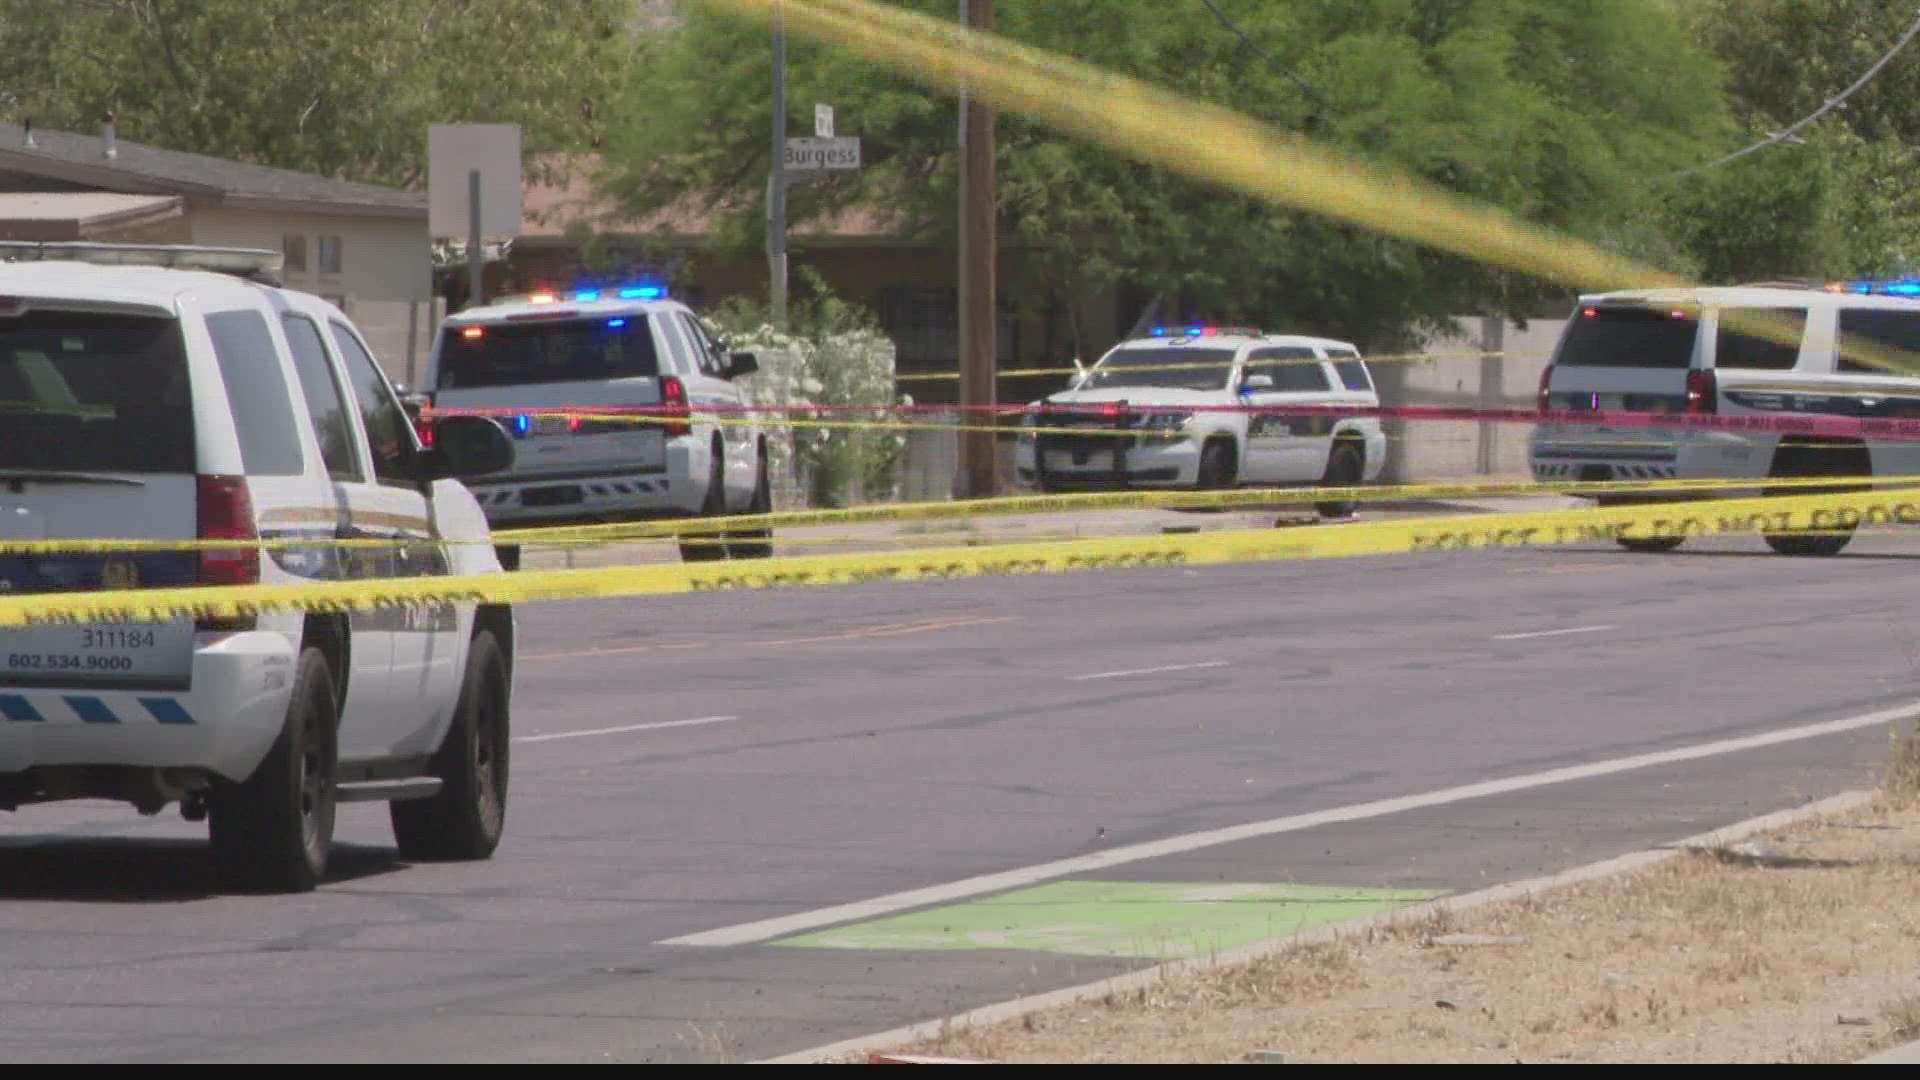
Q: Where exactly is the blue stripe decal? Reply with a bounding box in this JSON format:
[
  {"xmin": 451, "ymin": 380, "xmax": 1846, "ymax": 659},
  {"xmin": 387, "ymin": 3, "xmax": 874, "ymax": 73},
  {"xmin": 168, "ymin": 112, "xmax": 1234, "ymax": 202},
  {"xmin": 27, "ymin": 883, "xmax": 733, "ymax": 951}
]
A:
[
  {"xmin": 140, "ymin": 698, "xmax": 195, "ymax": 726},
  {"xmin": 64, "ymin": 696, "xmax": 119, "ymax": 725},
  {"xmin": 0, "ymin": 695, "xmax": 44, "ymax": 723}
]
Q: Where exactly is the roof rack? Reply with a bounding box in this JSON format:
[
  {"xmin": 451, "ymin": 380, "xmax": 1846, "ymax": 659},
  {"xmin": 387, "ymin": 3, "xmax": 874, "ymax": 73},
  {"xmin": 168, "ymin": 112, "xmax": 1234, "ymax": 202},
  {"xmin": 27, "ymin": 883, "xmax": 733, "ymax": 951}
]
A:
[{"xmin": 0, "ymin": 241, "xmax": 284, "ymax": 286}]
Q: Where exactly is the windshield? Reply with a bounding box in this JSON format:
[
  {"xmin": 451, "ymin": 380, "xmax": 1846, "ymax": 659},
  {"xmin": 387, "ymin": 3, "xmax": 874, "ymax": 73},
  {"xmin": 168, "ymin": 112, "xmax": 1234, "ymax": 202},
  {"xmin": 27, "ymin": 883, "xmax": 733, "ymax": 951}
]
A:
[
  {"xmin": 437, "ymin": 315, "xmax": 662, "ymax": 389},
  {"xmin": 0, "ymin": 309, "xmax": 194, "ymax": 473},
  {"xmin": 1080, "ymin": 347, "xmax": 1239, "ymax": 391}
]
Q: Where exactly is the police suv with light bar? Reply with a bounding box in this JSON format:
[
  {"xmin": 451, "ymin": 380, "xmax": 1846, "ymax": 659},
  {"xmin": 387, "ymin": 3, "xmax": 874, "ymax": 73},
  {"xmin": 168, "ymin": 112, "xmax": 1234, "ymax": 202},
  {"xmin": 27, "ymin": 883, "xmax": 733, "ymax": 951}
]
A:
[
  {"xmin": 0, "ymin": 242, "xmax": 520, "ymax": 893},
  {"xmin": 416, "ymin": 284, "xmax": 773, "ymax": 564},
  {"xmin": 1013, "ymin": 325, "xmax": 1387, "ymax": 515},
  {"xmin": 1530, "ymin": 280, "xmax": 1920, "ymax": 556}
]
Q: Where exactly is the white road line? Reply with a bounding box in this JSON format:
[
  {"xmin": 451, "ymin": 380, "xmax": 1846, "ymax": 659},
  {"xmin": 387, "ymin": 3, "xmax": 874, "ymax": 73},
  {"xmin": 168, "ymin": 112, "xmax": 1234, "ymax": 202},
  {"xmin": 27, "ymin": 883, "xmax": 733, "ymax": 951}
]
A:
[
  {"xmin": 1070, "ymin": 661, "xmax": 1230, "ymax": 682},
  {"xmin": 514, "ymin": 715, "xmax": 738, "ymax": 744},
  {"xmin": 657, "ymin": 699, "xmax": 1920, "ymax": 948},
  {"xmin": 1491, "ymin": 624, "xmax": 1615, "ymax": 642}
]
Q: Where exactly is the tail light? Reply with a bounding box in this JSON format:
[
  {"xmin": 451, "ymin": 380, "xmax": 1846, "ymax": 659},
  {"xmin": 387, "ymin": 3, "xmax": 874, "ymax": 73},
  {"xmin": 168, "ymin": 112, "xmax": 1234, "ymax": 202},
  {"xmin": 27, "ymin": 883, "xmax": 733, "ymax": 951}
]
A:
[
  {"xmin": 413, "ymin": 413, "xmax": 436, "ymax": 448},
  {"xmin": 1537, "ymin": 363, "xmax": 1555, "ymax": 413},
  {"xmin": 196, "ymin": 474, "xmax": 259, "ymax": 632},
  {"xmin": 660, "ymin": 376, "xmax": 692, "ymax": 437},
  {"xmin": 1686, "ymin": 368, "xmax": 1717, "ymax": 414}
]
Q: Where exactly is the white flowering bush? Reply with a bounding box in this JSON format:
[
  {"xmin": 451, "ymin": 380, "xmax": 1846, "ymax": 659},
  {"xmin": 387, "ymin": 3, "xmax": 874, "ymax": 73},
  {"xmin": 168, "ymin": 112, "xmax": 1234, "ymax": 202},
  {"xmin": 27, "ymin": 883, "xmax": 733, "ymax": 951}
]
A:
[{"xmin": 706, "ymin": 286, "xmax": 906, "ymax": 508}]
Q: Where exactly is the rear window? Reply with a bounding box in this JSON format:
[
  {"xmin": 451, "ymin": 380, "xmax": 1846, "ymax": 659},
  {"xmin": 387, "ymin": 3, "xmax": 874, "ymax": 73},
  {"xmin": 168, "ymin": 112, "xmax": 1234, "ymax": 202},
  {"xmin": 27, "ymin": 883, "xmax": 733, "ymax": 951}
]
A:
[
  {"xmin": 1713, "ymin": 306, "xmax": 1806, "ymax": 370},
  {"xmin": 1836, "ymin": 308, "xmax": 1920, "ymax": 376},
  {"xmin": 1083, "ymin": 347, "xmax": 1238, "ymax": 391},
  {"xmin": 1555, "ymin": 305, "xmax": 1699, "ymax": 368},
  {"xmin": 436, "ymin": 315, "xmax": 662, "ymax": 389},
  {"xmin": 0, "ymin": 309, "xmax": 195, "ymax": 473}
]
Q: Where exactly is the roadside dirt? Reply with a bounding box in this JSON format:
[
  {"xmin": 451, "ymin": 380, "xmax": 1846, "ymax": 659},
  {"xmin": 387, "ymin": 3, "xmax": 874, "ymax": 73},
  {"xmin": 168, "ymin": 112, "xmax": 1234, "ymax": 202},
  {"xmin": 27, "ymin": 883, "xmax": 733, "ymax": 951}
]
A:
[{"xmin": 880, "ymin": 739, "xmax": 1920, "ymax": 1064}]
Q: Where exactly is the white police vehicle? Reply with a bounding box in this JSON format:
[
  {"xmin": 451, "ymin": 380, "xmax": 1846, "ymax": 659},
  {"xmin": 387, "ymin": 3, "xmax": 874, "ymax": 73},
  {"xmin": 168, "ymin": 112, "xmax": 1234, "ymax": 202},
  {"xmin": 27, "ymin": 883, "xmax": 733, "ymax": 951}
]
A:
[
  {"xmin": 1530, "ymin": 280, "xmax": 1920, "ymax": 555},
  {"xmin": 415, "ymin": 283, "xmax": 772, "ymax": 564},
  {"xmin": 0, "ymin": 242, "xmax": 520, "ymax": 893},
  {"xmin": 1013, "ymin": 324, "xmax": 1388, "ymax": 517}
]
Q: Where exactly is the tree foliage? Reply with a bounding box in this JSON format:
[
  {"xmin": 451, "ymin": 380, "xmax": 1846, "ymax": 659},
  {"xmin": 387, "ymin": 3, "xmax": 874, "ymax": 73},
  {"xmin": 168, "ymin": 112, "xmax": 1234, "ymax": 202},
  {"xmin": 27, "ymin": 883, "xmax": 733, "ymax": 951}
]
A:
[
  {"xmin": 1657, "ymin": 0, "xmax": 1920, "ymax": 281},
  {"xmin": 595, "ymin": 0, "xmax": 1731, "ymax": 351},
  {"xmin": 0, "ymin": 0, "xmax": 633, "ymax": 189}
]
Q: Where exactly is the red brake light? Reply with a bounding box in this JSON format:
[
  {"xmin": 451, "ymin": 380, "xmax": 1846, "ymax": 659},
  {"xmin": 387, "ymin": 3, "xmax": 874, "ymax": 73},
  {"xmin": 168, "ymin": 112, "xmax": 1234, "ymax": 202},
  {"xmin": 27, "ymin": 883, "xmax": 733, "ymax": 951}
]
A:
[
  {"xmin": 661, "ymin": 376, "xmax": 692, "ymax": 437},
  {"xmin": 196, "ymin": 475, "xmax": 259, "ymax": 632},
  {"xmin": 1537, "ymin": 363, "xmax": 1555, "ymax": 413},
  {"xmin": 1686, "ymin": 368, "xmax": 1717, "ymax": 414}
]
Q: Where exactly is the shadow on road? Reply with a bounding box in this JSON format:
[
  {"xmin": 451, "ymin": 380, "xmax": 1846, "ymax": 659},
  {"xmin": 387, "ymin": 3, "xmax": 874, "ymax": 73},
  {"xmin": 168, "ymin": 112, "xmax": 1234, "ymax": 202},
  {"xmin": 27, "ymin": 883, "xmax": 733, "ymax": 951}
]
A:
[{"xmin": 0, "ymin": 837, "xmax": 405, "ymax": 902}]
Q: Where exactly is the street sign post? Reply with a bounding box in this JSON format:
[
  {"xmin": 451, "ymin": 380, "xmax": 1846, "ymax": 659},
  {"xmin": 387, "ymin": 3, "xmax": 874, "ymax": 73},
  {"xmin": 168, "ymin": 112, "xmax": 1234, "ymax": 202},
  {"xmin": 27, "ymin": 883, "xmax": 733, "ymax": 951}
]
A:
[{"xmin": 816, "ymin": 103, "xmax": 834, "ymax": 138}]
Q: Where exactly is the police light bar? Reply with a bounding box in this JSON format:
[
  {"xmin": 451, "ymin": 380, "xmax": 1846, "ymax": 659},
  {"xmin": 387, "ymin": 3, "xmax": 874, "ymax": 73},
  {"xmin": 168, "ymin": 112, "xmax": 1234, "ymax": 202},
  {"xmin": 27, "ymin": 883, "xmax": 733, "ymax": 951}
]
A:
[
  {"xmin": 1829, "ymin": 277, "xmax": 1920, "ymax": 297},
  {"xmin": 1146, "ymin": 324, "xmax": 1261, "ymax": 338},
  {"xmin": 0, "ymin": 241, "xmax": 285, "ymax": 285}
]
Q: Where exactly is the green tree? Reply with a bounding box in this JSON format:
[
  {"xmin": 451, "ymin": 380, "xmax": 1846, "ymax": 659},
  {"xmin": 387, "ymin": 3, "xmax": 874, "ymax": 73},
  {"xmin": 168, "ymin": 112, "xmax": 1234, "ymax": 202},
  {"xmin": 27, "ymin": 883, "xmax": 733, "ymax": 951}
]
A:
[
  {"xmin": 0, "ymin": 0, "xmax": 634, "ymax": 188},
  {"xmin": 593, "ymin": 0, "xmax": 1731, "ymax": 354},
  {"xmin": 1654, "ymin": 0, "xmax": 1920, "ymax": 281}
]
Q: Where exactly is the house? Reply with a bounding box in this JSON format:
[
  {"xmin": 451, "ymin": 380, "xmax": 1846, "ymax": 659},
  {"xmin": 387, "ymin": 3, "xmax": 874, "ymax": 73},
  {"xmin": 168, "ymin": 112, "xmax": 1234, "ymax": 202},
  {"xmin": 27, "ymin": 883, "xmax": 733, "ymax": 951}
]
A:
[{"xmin": 0, "ymin": 118, "xmax": 434, "ymax": 384}]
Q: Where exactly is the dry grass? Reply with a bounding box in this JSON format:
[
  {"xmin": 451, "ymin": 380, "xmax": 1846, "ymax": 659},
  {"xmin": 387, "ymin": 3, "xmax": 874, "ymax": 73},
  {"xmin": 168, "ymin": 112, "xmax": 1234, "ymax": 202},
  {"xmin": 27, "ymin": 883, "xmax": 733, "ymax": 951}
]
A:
[
  {"xmin": 1887, "ymin": 722, "xmax": 1920, "ymax": 807},
  {"xmin": 879, "ymin": 795, "xmax": 1920, "ymax": 1064}
]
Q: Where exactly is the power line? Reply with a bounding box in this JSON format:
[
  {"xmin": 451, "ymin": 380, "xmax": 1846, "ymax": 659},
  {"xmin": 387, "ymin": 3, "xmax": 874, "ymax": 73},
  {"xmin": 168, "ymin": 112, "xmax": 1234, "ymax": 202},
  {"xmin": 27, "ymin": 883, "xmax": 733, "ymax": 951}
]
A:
[
  {"xmin": 1196, "ymin": 0, "xmax": 1330, "ymax": 114},
  {"xmin": 1657, "ymin": 5, "xmax": 1920, "ymax": 181}
]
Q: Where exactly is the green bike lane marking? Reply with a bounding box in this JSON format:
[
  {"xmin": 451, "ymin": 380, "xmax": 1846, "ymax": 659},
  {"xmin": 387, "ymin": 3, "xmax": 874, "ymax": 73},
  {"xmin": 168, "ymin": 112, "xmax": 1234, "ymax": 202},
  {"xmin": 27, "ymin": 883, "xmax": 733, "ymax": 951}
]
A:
[{"xmin": 774, "ymin": 880, "xmax": 1445, "ymax": 959}]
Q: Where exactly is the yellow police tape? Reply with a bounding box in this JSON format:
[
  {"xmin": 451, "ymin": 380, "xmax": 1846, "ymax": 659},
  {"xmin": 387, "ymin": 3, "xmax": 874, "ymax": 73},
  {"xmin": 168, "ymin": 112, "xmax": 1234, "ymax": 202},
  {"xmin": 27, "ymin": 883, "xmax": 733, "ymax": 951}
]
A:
[
  {"xmin": 498, "ymin": 472, "xmax": 1898, "ymax": 545},
  {"xmin": 0, "ymin": 472, "xmax": 1899, "ymax": 556},
  {"xmin": 5, "ymin": 483, "xmax": 1919, "ymax": 627}
]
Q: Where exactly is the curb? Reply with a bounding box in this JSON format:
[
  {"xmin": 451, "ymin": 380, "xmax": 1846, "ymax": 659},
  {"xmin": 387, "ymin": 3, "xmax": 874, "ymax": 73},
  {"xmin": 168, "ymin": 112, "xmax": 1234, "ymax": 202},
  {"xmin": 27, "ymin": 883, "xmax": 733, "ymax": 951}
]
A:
[{"xmin": 754, "ymin": 788, "xmax": 1879, "ymax": 1064}]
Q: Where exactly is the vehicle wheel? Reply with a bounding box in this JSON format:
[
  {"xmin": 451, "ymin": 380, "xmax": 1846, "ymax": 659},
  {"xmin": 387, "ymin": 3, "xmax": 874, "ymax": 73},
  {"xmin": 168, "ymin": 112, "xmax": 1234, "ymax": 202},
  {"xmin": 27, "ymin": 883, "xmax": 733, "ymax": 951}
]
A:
[
  {"xmin": 1315, "ymin": 440, "xmax": 1364, "ymax": 518},
  {"xmin": 1198, "ymin": 439, "xmax": 1236, "ymax": 490},
  {"xmin": 494, "ymin": 543, "xmax": 521, "ymax": 572},
  {"xmin": 726, "ymin": 448, "xmax": 774, "ymax": 559},
  {"xmin": 390, "ymin": 629, "xmax": 510, "ymax": 861},
  {"xmin": 208, "ymin": 646, "xmax": 338, "ymax": 893},
  {"xmin": 1760, "ymin": 441, "xmax": 1865, "ymax": 557},
  {"xmin": 1616, "ymin": 536, "xmax": 1686, "ymax": 554},
  {"xmin": 679, "ymin": 452, "xmax": 729, "ymax": 562}
]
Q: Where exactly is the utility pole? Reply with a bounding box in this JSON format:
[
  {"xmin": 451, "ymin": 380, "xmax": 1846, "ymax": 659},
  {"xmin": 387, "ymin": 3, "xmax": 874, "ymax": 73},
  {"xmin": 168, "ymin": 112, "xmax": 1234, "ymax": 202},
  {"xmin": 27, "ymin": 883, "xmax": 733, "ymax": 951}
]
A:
[
  {"xmin": 769, "ymin": 2, "xmax": 789, "ymax": 330},
  {"xmin": 955, "ymin": 0, "xmax": 997, "ymax": 498}
]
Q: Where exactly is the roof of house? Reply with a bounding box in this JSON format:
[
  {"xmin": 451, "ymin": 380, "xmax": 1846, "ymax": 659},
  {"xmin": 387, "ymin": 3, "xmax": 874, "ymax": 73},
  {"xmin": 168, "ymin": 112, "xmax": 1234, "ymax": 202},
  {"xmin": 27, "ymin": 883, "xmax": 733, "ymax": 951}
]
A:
[
  {"xmin": 519, "ymin": 154, "xmax": 910, "ymax": 245},
  {"xmin": 0, "ymin": 121, "xmax": 426, "ymax": 219},
  {"xmin": 0, "ymin": 192, "xmax": 184, "ymax": 241}
]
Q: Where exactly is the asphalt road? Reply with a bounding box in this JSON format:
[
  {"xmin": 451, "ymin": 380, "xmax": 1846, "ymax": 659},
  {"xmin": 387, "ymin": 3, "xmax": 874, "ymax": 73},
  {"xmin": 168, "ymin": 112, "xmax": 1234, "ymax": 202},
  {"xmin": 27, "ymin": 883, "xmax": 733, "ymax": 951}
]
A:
[{"xmin": 4, "ymin": 522, "xmax": 1919, "ymax": 1062}]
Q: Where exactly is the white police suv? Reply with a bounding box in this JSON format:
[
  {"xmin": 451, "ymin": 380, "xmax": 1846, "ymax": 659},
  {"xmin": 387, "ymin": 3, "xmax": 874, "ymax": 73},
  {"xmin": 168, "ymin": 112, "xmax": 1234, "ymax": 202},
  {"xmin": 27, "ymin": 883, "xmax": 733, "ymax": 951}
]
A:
[
  {"xmin": 0, "ymin": 242, "xmax": 520, "ymax": 893},
  {"xmin": 1013, "ymin": 324, "xmax": 1388, "ymax": 517},
  {"xmin": 415, "ymin": 283, "xmax": 772, "ymax": 563},
  {"xmin": 1530, "ymin": 280, "xmax": 1920, "ymax": 555}
]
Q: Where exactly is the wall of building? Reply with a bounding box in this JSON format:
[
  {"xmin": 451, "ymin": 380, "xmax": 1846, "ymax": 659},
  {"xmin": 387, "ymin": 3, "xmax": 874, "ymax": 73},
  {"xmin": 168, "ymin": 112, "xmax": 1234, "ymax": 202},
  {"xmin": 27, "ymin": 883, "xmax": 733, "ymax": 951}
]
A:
[
  {"xmin": 189, "ymin": 206, "xmax": 434, "ymax": 384},
  {"xmin": 1374, "ymin": 315, "xmax": 1569, "ymax": 483}
]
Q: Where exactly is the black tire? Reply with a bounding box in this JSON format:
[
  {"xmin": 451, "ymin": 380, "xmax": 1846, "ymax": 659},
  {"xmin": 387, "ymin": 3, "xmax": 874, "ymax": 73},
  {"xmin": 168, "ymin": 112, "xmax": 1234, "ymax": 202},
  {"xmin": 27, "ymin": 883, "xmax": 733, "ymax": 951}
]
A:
[
  {"xmin": 1616, "ymin": 536, "xmax": 1686, "ymax": 554},
  {"xmin": 209, "ymin": 646, "xmax": 338, "ymax": 893},
  {"xmin": 1763, "ymin": 530, "xmax": 1852, "ymax": 557},
  {"xmin": 1761, "ymin": 443, "xmax": 1865, "ymax": 557},
  {"xmin": 1315, "ymin": 440, "xmax": 1364, "ymax": 518},
  {"xmin": 494, "ymin": 543, "xmax": 521, "ymax": 572},
  {"xmin": 390, "ymin": 629, "xmax": 510, "ymax": 861},
  {"xmin": 726, "ymin": 448, "xmax": 774, "ymax": 559},
  {"xmin": 1198, "ymin": 439, "xmax": 1236, "ymax": 490},
  {"xmin": 679, "ymin": 451, "xmax": 729, "ymax": 562}
]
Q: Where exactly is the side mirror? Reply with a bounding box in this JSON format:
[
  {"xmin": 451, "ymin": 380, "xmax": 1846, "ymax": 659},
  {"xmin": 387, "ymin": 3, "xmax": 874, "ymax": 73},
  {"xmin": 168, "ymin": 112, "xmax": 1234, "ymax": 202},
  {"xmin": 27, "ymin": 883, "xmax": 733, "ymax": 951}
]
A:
[
  {"xmin": 419, "ymin": 415, "xmax": 515, "ymax": 483},
  {"xmin": 728, "ymin": 351, "xmax": 759, "ymax": 378}
]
